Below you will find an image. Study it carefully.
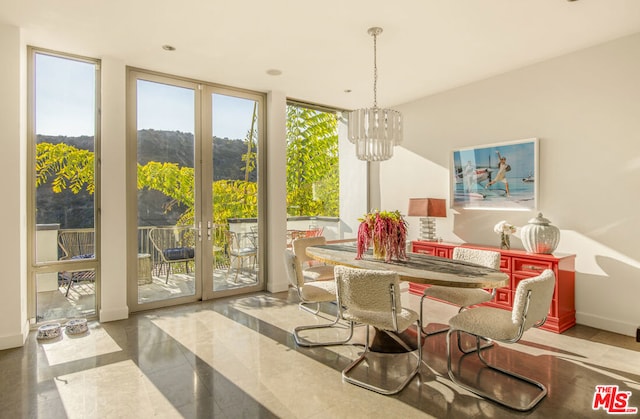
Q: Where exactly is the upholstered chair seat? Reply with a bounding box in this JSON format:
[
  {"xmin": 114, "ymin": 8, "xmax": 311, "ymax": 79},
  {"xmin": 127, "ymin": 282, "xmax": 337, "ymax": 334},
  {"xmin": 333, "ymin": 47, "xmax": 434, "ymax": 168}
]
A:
[
  {"xmin": 446, "ymin": 269, "xmax": 556, "ymax": 411},
  {"xmin": 283, "ymin": 250, "xmax": 353, "ymax": 347},
  {"xmin": 420, "ymin": 247, "xmax": 501, "ymax": 339},
  {"xmin": 335, "ymin": 266, "xmax": 421, "ymax": 395}
]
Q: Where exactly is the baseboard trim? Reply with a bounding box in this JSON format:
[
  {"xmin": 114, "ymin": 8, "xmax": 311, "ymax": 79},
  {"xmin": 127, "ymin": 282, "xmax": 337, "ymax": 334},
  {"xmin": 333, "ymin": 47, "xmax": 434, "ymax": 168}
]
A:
[
  {"xmin": 576, "ymin": 312, "xmax": 636, "ymax": 337},
  {"xmin": 99, "ymin": 305, "xmax": 129, "ymax": 322},
  {"xmin": 0, "ymin": 319, "xmax": 30, "ymax": 350}
]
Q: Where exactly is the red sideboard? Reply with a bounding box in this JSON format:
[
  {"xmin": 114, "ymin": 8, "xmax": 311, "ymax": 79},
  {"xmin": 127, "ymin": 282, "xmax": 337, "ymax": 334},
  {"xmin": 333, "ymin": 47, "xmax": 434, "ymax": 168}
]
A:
[{"xmin": 410, "ymin": 241, "xmax": 576, "ymax": 333}]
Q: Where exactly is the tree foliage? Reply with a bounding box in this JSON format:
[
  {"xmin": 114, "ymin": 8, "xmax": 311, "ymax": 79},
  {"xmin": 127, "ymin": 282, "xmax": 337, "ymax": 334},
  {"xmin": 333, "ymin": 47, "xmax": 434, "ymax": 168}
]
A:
[
  {"xmin": 37, "ymin": 143, "xmax": 258, "ymax": 227},
  {"xmin": 35, "ymin": 142, "xmax": 95, "ymax": 194},
  {"xmin": 286, "ymin": 105, "xmax": 339, "ymax": 216},
  {"xmin": 35, "ymin": 102, "xmax": 339, "ymax": 227}
]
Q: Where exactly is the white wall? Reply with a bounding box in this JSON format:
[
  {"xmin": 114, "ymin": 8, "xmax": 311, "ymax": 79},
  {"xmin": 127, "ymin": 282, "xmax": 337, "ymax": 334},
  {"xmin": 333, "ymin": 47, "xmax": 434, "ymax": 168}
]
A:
[
  {"xmin": 99, "ymin": 57, "xmax": 129, "ymax": 321},
  {"xmin": 266, "ymin": 91, "xmax": 288, "ymax": 293},
  {"xmin": 0, "ymin": 23, "xmax": 28, "ymax": 348},
  {"xmin": 382, "ymin": 32, "xmax": 640, "ymax": 336}
]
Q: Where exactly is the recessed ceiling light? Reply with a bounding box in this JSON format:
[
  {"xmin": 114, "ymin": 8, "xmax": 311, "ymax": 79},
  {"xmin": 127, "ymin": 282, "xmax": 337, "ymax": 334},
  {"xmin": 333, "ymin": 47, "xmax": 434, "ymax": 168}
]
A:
[
  {"xmin": 162, "ymin": 45, "xmax": 176, "ymax": 51},
  {"xmin": 266, "ymin": 69, "xmax": 282, "ymax": 76}
]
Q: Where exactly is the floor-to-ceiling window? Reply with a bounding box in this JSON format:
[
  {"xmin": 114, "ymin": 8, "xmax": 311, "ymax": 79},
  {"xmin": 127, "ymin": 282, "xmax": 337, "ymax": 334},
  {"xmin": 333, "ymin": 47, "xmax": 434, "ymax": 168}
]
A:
[
  {"xmin": 28, "ymin": 48, "xmax": 100, "ymax": 324},
  {"xmin": 128, "ymin": 70, "xmax": 264, "ymax": 311},
  {"xmin": 285, "ymin": 101, "xmax": 365, "ymax": 242}
]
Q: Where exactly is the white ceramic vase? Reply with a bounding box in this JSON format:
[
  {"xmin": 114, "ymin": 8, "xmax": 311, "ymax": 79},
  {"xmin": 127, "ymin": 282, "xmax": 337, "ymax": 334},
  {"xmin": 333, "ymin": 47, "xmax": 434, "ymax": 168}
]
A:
[{"xmin": 521, "ymin": 213, "xmax": 560, "ymax": 254}]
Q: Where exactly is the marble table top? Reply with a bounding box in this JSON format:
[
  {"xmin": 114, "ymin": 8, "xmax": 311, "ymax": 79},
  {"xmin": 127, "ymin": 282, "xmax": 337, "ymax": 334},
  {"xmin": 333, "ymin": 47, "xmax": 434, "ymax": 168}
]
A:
[{"xmin": 306, "ymin": 244, "xmax": 508, "ymax": 289}]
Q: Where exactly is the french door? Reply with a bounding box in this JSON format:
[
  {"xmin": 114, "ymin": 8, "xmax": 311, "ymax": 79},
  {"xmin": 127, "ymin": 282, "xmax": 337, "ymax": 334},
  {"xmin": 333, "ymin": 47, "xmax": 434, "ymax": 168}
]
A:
[{"xmin": 128, "ymin": 70, "xmax": 264, "ymax": 311}]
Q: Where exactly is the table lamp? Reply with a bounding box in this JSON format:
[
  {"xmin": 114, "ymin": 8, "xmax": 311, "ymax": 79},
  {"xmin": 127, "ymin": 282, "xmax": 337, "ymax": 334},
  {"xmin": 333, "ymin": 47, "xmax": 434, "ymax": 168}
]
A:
[{"xmin": 407, "ymin": 198, "xmax": 447, "ymax": 241}]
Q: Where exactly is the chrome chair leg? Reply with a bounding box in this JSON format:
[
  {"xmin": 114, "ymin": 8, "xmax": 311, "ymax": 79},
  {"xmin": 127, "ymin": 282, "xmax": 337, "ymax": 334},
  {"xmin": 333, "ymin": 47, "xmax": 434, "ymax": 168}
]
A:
[
  {"xmin": 342, "ymin": 322, "xmax": 422, "ymax": 395},
  {"xmin": 420, "ymin": 293, "xmax": 493, "ymax": 353},
  {"xmin": 446, "ymin": 329, "xmax": 547, "ymax": 411},
  {"xmin": 299, "ymin": 301, "xmax": 320, "ymax": 315},
  {"xmin": 457, "ymin": 331, "xmax": 494, "ymax": 354},
  {"xmin": 419, "ymin": 293, "xmax": 449, "ymax": 336},
  {"xmin": 294, "ymin": 314, "xmax": 355, "ymax": 347}
]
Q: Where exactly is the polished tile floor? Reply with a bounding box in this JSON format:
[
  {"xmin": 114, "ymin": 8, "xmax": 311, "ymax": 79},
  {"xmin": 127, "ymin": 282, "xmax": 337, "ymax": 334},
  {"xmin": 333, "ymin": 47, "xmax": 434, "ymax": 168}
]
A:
[{"xmin": 2, "ymin": 287, "xmax": 639, "ymax": 418}]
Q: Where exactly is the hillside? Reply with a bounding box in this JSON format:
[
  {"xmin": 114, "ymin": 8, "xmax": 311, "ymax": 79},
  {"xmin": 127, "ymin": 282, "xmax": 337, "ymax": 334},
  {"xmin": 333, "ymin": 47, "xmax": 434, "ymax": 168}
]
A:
[{"xmin": 36, "ymin": 130, "xmax": 254, "ymax": 229}]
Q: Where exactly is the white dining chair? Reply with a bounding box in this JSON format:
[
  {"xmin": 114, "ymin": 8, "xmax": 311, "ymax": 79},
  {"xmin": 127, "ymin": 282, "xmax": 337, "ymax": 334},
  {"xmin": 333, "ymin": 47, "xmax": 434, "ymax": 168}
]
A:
[
  {"xmin": 446, "ymin": 269, "xmax": 555, "ymax": 411},
  {"xmin": 292, "ymin": 236, "xmax": 334, "ymax": 282},
  {"xmin": 420, "ymin": 247, "xmax": 501, "ymax": 345},
  {"xmin": 283, "ymin": 250, "xmax": 353, "ymax": 347},
  {"xmin": 335, "ymin": 265, "xmax": 421, "ymax": 395}
]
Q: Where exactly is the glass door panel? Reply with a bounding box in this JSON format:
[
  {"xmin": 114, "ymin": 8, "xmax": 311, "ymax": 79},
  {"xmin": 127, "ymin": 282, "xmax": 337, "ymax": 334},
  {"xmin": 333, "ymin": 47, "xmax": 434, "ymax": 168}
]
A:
[
  {"xmin": 130, "ymin": 72, "xmax": 264, "ymax": 309},
  {"xmin": 208, "ymin": 93, "xmax": 261, "ymax": 295},
  {"xmin": 135, "ymin": 78, "xmax": 198, "ymax": 305}
]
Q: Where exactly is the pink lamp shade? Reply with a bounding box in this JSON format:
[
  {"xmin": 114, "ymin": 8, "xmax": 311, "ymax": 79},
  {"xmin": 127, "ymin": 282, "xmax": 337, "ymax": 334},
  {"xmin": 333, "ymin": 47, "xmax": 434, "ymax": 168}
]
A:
[{"xmin": 407, "ymin": 198, "xmax": 446, "ymax": 218}]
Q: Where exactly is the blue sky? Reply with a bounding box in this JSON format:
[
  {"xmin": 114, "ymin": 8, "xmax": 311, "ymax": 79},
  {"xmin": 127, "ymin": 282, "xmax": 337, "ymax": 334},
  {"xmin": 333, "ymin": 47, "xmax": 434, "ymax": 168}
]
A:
[
  {"xmin": 36, "ymin": 53, "xmax": 255, "ymax": 140},
  {"xmin": 35, "ymin": 54, "xmax": 95, "ymax": 137}
]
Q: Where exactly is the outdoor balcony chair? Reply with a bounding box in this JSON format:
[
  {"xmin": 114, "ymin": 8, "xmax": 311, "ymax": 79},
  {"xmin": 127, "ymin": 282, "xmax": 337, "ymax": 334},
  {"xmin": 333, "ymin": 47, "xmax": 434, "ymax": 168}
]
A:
[
  {"xmin": 225, "ymin": 230, "xmax": 257, "ymax": 282},
  {"xmin": 58, "ymin": 228, "xmax": 95, "ymax": 296},
  {"xmin": 149, "ymin": 226, "xmax": 195, "ymax": 283}
]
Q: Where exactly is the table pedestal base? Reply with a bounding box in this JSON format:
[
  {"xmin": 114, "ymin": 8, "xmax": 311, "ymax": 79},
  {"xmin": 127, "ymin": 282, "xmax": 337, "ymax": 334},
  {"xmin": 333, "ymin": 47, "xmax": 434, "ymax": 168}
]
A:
[{"xmin": 364, "ymin": 326, "xmax": 422, "ymax": 353}]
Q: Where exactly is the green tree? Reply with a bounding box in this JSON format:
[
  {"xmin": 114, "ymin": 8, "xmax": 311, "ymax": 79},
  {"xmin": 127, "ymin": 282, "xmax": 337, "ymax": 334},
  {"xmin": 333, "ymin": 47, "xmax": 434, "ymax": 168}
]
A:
[
  {"xmin": 35, "ymin": 142, "xmax": 95, "ymax": 194},
  {"xmin": 36, "ymin": 101, "xmax": 340, "ymax": 226},
  {"xmin": 286, "ymin": 105, "xmax": 339, "ymax": 216},
  {"xmin": 36, "ymin": 142, "xmax": 257, "ymax": 227}
]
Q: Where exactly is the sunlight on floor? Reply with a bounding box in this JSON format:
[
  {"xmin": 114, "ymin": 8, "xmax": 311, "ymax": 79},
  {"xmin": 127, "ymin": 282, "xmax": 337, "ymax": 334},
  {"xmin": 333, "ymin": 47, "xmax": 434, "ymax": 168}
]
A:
[
  {"xmin": 41, "ymin": 323, "xmax": 122, "ymax": 366},
  {"xmin": 54, "ymin": 359, "xmax": 181, "ymax": 418}
]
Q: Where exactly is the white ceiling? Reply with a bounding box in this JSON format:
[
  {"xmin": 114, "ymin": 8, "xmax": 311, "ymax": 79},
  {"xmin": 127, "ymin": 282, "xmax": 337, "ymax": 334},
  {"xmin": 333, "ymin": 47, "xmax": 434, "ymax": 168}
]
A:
[{"xmin": 2, "ymin": 0, "xmax": 640, "ymax": 110}]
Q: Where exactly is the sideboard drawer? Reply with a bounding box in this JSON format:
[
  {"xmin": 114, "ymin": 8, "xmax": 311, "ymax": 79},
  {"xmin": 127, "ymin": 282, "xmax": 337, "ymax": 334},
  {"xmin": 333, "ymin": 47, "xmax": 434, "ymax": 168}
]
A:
[
  {"xmin": 512, "ymin": 258, "xmax": 553, "ymax": 276},
  {"xmin": 412, "ymin": 242, "xmax": 436, "ymax": 256},
  {"xmin": 493, "ymin": 287, "xmax": 512, "ymax": 308},
  {"xmin": 500, "ymin": 256, "xmax": 511, "ymax": 272},
  {"xmin": 435, "ymin": 247, "xmax": 451, "ymax": 258},
  {"xmin": 412, "ymin": 241, "xmax": 455, "ymax": 258},
  {"xmin": 414, "ymin": 247, "xmax": 435, "ymax": 256}
]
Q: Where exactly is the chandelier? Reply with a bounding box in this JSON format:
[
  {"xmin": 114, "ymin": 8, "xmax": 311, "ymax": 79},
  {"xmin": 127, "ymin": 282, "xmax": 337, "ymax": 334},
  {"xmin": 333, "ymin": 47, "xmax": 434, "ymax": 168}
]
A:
[{"xmin": 348, "ymin": 27, "xmax": 403, "ymax": 161}]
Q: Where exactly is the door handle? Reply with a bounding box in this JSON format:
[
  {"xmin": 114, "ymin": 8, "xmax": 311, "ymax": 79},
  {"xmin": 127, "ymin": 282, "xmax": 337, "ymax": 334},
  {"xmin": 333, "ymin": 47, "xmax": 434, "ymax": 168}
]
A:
[{"xmin": 207, "ymin": 221, "xmax": 212, "ymax": 241}]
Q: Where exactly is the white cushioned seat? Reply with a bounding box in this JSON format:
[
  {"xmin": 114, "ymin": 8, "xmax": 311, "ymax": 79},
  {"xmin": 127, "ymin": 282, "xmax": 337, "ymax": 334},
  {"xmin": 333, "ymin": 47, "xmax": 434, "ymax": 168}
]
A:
[
  {"xmin": 302, "ymin": 264, "xmax": 335, "ymax": 282},
  {"xmin": 283, "ymin": 250, "xmax": 353, "ymax": 347},
  {"xmin": 446, "ymin": 269, "xmax": 556, "ymax": 411},
  {"xmin": 335, "ymin": 266, "xmax": 421, "ymax": 395},
  {"xmin": 448, "ymin": 307, "xmax": 519, "ymax": 341},
  {"xmin": 299, "ymin": 279, "xmax": 337, "ymax": 302},
  {"xmin": 420, "ymin": 247, "xmax": 501, "ymax": 338},
  {"xmin": 425, "ymin": 287, "xmax": 494, "ymax": 307}
]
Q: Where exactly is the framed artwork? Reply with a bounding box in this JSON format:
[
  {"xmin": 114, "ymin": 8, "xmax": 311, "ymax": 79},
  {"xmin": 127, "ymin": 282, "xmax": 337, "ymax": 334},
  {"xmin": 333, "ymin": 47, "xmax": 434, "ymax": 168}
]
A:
[{"xmin": 450, "ymin": 138, "xmax": 538, "ymax": 210}]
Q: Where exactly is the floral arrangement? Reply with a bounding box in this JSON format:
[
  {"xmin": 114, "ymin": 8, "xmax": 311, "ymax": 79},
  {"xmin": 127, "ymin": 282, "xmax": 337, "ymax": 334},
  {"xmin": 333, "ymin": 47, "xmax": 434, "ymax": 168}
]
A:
[
  {"xmin": 494, "ymin": 220, "xmax": 516, "ymax": 249},
  {"xmin": 356, "ymin": 210, "xmax": 407, "ymax": 262}
]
